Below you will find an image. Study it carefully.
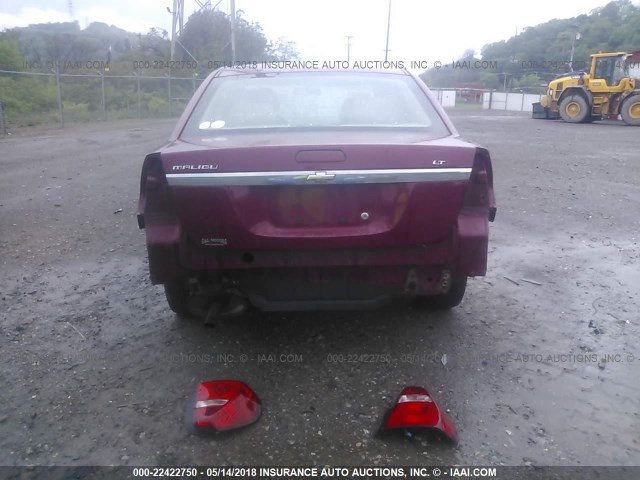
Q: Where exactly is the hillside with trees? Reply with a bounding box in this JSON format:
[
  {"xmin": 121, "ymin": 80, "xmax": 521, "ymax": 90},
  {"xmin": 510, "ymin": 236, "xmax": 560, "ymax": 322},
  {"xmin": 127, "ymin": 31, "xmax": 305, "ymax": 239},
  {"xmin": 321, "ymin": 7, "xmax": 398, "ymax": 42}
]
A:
[
  {"xmin": 0, "ymin": 9, "xmax": 299, "ymax": 127},
  {"xmin": 1, "ymin": 1, "xmax": 639, "ymax": 127},
  {"xmin": 422, "ymin": 0, "xmax": 640, "ymax": 90}
]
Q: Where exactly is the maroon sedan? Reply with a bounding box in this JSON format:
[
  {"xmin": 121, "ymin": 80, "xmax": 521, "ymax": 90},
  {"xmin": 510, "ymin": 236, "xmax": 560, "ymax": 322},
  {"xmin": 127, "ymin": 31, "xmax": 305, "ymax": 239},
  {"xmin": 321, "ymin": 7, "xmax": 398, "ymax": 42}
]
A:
[{"xmin": 138, "ymin": 68, "xmax": 496, "ymax": 318}]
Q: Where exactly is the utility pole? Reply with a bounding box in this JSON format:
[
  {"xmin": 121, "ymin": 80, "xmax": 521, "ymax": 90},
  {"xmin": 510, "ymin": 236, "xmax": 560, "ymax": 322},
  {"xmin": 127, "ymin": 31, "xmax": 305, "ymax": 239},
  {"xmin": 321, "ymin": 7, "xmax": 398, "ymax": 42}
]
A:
[
  {"xmin": 569, "ymin": 25, "xmax": 580, "ymax": 72},
  {"xmin": 169, "ymin": 0, "xmax": 185, "ymax": 61},
  {"xmin": 384, "ymin": 0, "xmax": 392, "ymax": 61},
  {"xmin": 169, "ymin": 1, "xmax": 215, "ymax": 62},
  {"xmin": 345, "ymin": 35, "xmax": 353, "ymax": 64},
  {"xmin": 230, "ymin": 0, "xmax": 237, "ymax": 63}
]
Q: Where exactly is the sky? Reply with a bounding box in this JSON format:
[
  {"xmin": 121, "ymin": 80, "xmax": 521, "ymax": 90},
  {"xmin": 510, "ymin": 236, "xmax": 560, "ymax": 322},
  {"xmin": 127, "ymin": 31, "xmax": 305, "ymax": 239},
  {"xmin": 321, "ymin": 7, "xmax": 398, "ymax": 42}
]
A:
[{"xmin": 0, "ymin": 0, "xmax": 632, "ymax": 64}]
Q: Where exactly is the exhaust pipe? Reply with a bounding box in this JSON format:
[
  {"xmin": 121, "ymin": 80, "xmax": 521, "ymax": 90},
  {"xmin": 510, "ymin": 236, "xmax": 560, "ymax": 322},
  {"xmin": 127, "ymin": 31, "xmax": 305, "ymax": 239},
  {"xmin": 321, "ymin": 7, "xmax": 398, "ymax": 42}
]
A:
[{"xmin": 204, "ymin": 295, "xmax": 248, "ymax": 326}]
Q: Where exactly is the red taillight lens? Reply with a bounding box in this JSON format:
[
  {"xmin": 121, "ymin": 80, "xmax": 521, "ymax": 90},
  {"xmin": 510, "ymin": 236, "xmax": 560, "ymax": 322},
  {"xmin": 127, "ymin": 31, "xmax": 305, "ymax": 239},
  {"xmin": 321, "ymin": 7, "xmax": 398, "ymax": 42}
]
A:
[
  {"xmin": 383, "ymin": 386, "xmax": 458, "ymax": 444},
  {"xmin": 384, "ymin": 387, "xmax": 439, "ymax": 427},
  {"xmin": 193, "ymin": 380, "xmax": 261, "ymax": 432}
]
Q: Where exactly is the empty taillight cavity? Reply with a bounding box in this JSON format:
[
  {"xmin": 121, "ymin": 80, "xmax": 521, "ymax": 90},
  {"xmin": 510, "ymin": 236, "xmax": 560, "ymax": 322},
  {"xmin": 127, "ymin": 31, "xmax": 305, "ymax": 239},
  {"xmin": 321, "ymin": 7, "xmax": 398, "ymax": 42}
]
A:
[
  {"xmin": 462, "ymin": 148, "xmax": 495, "ymax": 217},
  {"xmin": 146, "ymin": 175, "xmax": 161, "ymax": 191},
  {"xmin": 141, "ymin": 154, "xmax": 167, "ymax": 191},
  {"xmin": 473, "ymin": 148, "xmax": 493, "ymax": 182},
  {"xmin": 474, "ymin": 169, "xmax": 488, "ymax": 185},
  {"xmin": 140, "ymin": 154, "xmax": 178, "ymax": 216}
]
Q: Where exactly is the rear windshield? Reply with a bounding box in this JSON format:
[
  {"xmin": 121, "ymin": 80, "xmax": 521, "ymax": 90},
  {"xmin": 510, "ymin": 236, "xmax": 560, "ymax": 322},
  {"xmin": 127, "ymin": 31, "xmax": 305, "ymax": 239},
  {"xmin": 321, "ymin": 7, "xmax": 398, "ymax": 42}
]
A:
[{"xmin": 182, "ymin": 71, "xmax": 449, "ymax": 135}]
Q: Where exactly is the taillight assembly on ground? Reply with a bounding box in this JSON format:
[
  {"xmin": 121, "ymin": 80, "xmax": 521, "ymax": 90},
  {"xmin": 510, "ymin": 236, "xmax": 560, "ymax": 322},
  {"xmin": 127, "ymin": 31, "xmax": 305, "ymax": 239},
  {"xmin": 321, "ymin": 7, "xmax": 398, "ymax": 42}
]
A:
[
  {"xmin": 187, "ymin": 381, "xmax": 457, "ymax": 445},
  {"xmin": 382, "ymin": 386, "xmax": 458, "ymax": 444},
  {"xmin": 190, "ymin": 380, "xmax": 261, "ymax": 433}
]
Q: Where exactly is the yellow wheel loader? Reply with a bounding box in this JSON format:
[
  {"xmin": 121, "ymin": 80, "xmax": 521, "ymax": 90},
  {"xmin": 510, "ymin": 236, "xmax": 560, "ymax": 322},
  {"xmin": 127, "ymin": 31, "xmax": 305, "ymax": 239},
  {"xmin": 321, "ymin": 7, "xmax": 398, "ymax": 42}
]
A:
[{"xmin": 532, "ymin": 52, "xmax": 640, "ymax": 126}]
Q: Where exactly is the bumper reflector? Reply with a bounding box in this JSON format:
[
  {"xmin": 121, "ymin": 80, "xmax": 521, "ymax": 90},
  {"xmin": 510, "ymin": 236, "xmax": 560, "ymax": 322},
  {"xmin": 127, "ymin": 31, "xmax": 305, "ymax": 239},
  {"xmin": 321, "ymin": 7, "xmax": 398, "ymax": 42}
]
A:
[{"xmin": 382, "ymin": 386, "xmax": 458, "ymax": 444}]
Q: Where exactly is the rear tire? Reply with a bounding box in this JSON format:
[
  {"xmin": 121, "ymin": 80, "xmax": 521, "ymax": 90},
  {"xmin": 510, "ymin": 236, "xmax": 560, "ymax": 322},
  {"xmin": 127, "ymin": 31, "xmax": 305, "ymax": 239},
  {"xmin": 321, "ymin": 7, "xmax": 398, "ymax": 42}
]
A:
[
  {"xmin": 414, "ymin": 276, "xmax": 467, "ymax": 310},
  {"xmin": 164, "ymin": 280, "xmax": 191, "ymax": 317},
  {"xmin": 621, "ymin": 96, "xmax": 640, "ymax": 126},
  {"xmin": 559, "ymin": 95, "xmax": 590, "ymax": 123}
]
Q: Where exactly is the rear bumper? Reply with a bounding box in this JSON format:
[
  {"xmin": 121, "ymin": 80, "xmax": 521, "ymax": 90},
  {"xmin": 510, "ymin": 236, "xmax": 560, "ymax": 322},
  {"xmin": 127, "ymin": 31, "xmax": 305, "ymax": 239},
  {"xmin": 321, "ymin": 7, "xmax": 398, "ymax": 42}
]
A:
[
  {"xmin": 232, "ymin": 264, "xmax": 452, "ymax": 301},
  {"xmin": 144, "ymin": 211, "xmax": 490, "ymax": 285}
]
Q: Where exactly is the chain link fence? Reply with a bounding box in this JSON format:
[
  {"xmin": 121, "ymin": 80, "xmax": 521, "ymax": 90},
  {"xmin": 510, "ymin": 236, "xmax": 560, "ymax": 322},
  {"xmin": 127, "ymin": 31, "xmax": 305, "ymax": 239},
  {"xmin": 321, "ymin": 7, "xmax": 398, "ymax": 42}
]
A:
[
  {"xmin": 0, "ymin": 68, "xmax": 552, "ymax": 133},
  {"xmin": 0, "ymin": 68, "xmax": 206, "ymax": 132}
]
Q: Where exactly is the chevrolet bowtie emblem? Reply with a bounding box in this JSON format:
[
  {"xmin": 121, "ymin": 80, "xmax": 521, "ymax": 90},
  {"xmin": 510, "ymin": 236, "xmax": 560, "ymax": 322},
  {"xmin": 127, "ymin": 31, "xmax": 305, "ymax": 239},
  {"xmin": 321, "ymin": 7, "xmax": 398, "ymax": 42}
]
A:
[{"xmin": 306, "ymin": 171, "xmax": 336, "ymax": 181}]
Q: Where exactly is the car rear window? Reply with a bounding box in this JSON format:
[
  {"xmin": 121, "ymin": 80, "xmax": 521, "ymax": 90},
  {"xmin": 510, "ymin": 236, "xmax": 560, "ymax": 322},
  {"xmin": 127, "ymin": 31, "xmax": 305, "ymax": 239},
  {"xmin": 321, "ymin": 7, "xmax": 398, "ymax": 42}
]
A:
[{"xmin": 182, "ymin": 71, "xmax": 449, "ymax": 135}]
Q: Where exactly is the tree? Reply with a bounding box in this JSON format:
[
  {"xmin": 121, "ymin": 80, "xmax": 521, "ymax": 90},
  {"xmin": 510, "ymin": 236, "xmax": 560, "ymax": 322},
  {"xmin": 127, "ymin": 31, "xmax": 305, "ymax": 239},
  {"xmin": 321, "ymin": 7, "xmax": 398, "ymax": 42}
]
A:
[
  {"xmin": 420, "ymin": 49, "xmax": 499, "ymax": 89},
  {"xmin": 179, "ymin": 10, "xmax": 230, "ymax": 63},
  {"xmin": 268, "ymin": 38, "xmax": 301, "ymax": 61},
  {"xmin": 178, "ymin": 9, "xmax": 274, "ymax": 65},
  {"xmin": 513, "ymin": 73, "xmax": 544, "ymax": 89},
  {"xmin": 478, "ymin": 0, "xmax": 640, "ymax": 86},
  {"xmin": 0, "ymin": 36, "xmax": 24, "ymax": 70}
]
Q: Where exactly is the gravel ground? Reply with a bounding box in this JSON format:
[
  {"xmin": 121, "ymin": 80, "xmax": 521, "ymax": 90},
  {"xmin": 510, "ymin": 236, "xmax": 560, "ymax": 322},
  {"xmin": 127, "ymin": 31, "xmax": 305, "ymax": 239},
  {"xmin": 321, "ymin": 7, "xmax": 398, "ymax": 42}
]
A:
[{"xmin": 0, "ymin": 110, "xmax": 638, "ymax": 467}]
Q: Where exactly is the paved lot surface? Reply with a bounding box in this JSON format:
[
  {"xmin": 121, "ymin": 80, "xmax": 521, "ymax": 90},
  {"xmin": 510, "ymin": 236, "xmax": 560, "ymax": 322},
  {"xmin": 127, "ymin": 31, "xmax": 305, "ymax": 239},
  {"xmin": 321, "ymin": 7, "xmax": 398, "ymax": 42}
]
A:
[{"xmin": 1, "ymin": 111, "xmax": 639, "ymax": 466}]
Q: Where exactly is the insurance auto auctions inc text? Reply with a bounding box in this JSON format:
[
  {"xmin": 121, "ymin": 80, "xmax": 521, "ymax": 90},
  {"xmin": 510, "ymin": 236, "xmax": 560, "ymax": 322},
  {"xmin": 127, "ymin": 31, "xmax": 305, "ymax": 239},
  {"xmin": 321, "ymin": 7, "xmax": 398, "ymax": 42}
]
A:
[
  {"xmin": 233, "ymin": 466, "xmax": 497, "ymax": 478},
  {"xmin": 206, "ymin": 60, "xmax": 498, "ymax": 70}
]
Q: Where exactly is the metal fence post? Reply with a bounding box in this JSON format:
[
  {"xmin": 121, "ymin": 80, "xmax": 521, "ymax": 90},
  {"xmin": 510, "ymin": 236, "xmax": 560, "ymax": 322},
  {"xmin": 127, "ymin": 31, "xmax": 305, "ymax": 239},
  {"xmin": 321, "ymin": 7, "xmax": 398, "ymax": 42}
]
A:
[
  {"xmin": 55, "ymin": 63, "xmax": 64, "ymax": 128},
  {"xmin": 100, "ymin": 73, "xmax": 106, "ymax": 120},
  {"xmin": 0, "ymin": 101, "xmax": 7, "ymax": 135},
  {"xmin": 168, "ymin": 74, "xmax": 173, "ymax": 116},
  {"xmin": 136, "ymin": 72, "xmax": 141, "ymax": 119}
]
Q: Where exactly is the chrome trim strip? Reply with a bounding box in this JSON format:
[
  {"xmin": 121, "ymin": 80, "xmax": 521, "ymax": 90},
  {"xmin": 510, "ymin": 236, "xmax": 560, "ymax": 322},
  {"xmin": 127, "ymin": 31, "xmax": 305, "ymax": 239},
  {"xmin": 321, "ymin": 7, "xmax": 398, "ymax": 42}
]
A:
[
  {"xmin": 195, "ymin": 399, "xmax": 228, "ymax": 408},
  {"xmin": 398, "ymin": 394, "xmax": 433, "ymax": 404},
  {"xmin": 166, "ymin": 168, "xmax": 471, "ymax": 186}
]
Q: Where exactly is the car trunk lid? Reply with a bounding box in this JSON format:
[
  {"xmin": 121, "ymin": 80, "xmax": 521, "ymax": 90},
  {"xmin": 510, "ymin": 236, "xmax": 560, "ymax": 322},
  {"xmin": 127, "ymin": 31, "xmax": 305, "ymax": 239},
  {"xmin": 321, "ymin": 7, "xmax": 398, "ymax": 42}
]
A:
[{"xmin": 161, "ymin": 132, "xmax": 477, "ymax": 250}]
